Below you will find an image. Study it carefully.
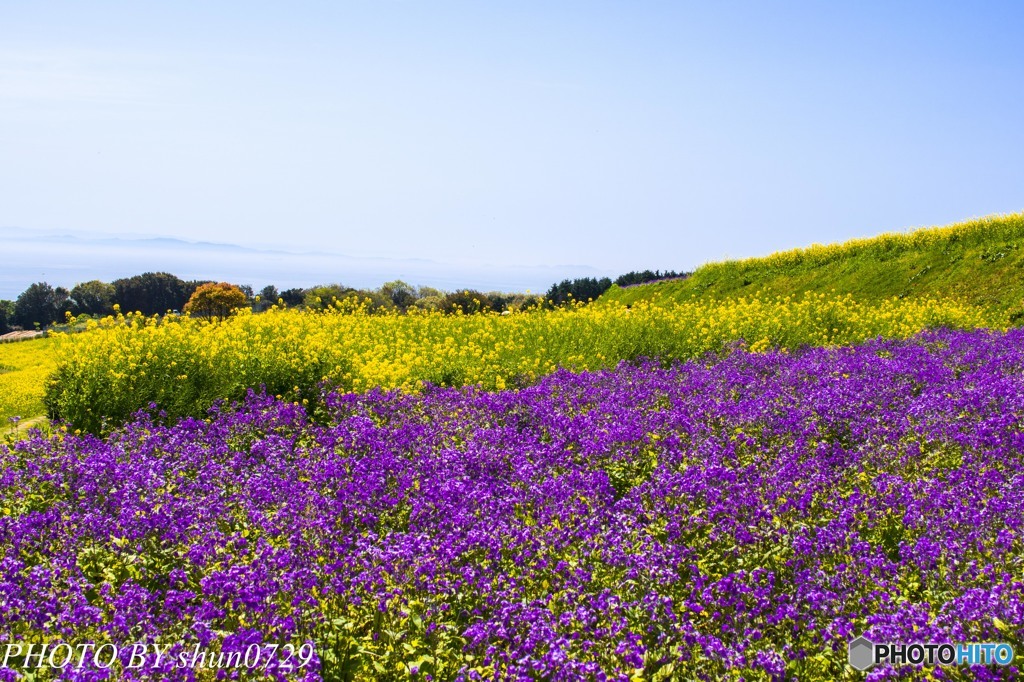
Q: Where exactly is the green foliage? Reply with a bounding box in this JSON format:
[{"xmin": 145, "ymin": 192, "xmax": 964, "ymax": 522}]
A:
[
  {"xmin": 0, "ymin": 299, "xmax": 14, "ymax": 334},
  {"xmin": 255, "ymin": 285, "xmax": 280, "ymax": 312},
  {"xmin": 416, "ymin": 286, "xmax": 444, "ymax": 299},
  {"xmin": 303, "ymin": 285, "xmax": 394, "ymax": 313},
  {"xmin": 14, "ymin": 282, "xmax": 69, "ymax": 328},
  {"xmin": 614, "ymin": 269, "xmax": 687, "ymax": 287},
  {"xmin": 545, "ymin": 277, "xmax": 613, "ymax": 306},
  {"xmin": 378, "ymin": 280, "xmax": 418, "ymax": 310},
  {"xmin": 412, "ymin": 295, "xmax": 445, "ymax": 311},
  {"xmin": 279, "ymin": 287, "xmax": 307, "ymax": 307},
  {"xmin": 601, "ymin": 213, "xmax": 1024, "ymax": 314},
  {"xmin": 68, "ymin": 280, "xmax": 115, "ymax": 317},
  {"xmin": 602, "ymin": 445, "xmax": 659, "ymax": 499},
  {"xmin": 350, "ymin": 289, "xmax": 395, "ymax": 313},
  {"xmin": 442, "ymin": 290, "xmax": 491, "ymax": 314},
  {"xmin": 303, "ymin": 285, "xmax": 353, "ymax": 311},
  {"xmin": 112, "ymin": 272, "xmax": 197, "ymax": 316}
]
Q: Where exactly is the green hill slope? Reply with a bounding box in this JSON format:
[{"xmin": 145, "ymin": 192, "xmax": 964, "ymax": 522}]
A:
[{"xmin": 602, "ymin": 213, "xmax": 1024, "ymax": 313}]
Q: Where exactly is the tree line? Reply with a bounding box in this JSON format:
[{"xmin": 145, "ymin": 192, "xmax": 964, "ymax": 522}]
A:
[
  {"xmin": 543, "ymin": 270, "xmax": 689, "ymax": 305},
  {"xmin": 1, "ymin": 274, "xmax": 208, "ymax": 333},
  {"xmin": 0, "ymin": 273, "xmax": 542, "ymax": 333},
  {"xmin": 0, "ymin": 268, "xmax": 689, "ymax": 333}
]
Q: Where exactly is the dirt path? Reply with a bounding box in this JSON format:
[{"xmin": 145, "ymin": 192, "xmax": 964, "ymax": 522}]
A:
[{"xmin": 6, "ymin": 415, "xmax": 50, "ymax": 439}]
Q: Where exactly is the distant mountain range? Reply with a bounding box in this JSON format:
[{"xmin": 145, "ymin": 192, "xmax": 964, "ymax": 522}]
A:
[{"xmin": 0, "ymin": 227, "xmax": 607, "ymax": 299}]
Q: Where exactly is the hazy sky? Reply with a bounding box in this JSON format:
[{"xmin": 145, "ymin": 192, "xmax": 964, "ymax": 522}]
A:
[{"xmin": 3, "ymin": 1, "xmax": 1023, "ymax": 280}]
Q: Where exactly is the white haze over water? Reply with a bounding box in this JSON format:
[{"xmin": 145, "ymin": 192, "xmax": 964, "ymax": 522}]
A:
[{"xmin": 0, "ymin": 228, "xmax": 606, "ymax": 300}]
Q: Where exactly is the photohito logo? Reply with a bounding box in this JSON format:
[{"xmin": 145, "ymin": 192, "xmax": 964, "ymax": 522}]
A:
[{"xmin": 848, "ymin": 635, "xmax": 1015, "ymax": 671}]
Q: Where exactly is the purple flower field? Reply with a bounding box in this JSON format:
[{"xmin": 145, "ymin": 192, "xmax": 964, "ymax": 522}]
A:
[{"xmin": 2, "ymin": 329, "xmax": 1023, "ymax": 680}]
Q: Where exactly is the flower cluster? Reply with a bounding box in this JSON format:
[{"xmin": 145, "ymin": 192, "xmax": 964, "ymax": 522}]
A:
[
  {"xmin": 42, "ymin": 294, "xmax": 1003, "ymax": 433},
  {"xmin": 2, "ymin": 328, "xmax": 1022, "ymax": 680}
]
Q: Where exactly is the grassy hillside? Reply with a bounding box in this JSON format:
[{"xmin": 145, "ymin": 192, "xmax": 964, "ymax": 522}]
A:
[{"xmin": 601, "ymin": 213, "xmax": 1024, "ymax": 314}]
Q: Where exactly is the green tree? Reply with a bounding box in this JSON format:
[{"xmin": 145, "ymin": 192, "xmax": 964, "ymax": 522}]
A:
[
  {"xmin": 379, "ymin": 280, "xmax": 418, "ymax": 310},
  {"xmin": 442, "ymin": 290, "xmax": 492, "ymax": 314},
  {"xmin": 279, "ymin": 288, "xmax": 306, "ymax": 307},
  {"xmin": 350, "ymin": 289, "xmax": 394, "ymax": 313},
  {"xmin": 303, "ymin": 284, "xmax": 353, "ymax": 310},
  {"xmin": 69, "ymin": 280, "xmax": 115, "ymax": 317},
  {"xmin": 545, "ymin": 277, "xmax": 613, "ymax": 306},
  {"xmin": 413, "ymin": 295, "xmax": 445, "ymax": 311},
  {"xmin": 614, "ymin": 269, "xmax": 687, "ymax": 287},
  {"xmin": 0, "ymin": 300, "xmax": 14, "ymax": 334},
  {"xmin": 506, "ymin": 293, "xmax": 542, "ymax": 311},
  {"xmin": 183, "ymin": 282, "xmax": 249, "ymax": 321},
  {"xmin": 113, "ymin": 272, "xmax": 193, "ymax": 315},
  {"xmin": 413, "ymin": 286, "xmax": 446, "ymax": 311},
  {"xmin": 485, "ymin": 291, "xmax": 515, "ymax": 313},
  {"xmin": 255, "ymin": 285, "xmax": 279, "ymax": 311},
  {"xmin": 14, "ymin": 282, "xmax": 67, "ymax": 328}
]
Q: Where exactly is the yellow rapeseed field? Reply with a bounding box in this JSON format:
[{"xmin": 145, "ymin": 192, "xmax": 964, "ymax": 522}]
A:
[
  {"xmin": 0, "ymin": 336, "xmax": 57, "ymax": 433},
  {"xmin": 42, "ymin": 294, "xmax": 1006, "ymax": 433}
]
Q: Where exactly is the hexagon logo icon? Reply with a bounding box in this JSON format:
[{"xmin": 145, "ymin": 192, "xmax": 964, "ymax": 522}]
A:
[{"xmin": 849, "ymin": 635, "xmax": 875, "ymax": 671}]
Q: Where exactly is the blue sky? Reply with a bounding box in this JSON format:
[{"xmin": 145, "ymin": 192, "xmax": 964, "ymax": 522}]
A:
[{"xmin": 2, "ymin": 1, "xmax": 1023, "ymax": 291}]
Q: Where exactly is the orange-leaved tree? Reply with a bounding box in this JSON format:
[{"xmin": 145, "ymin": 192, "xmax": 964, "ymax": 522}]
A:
[{"xmin": 183, "ymin": 282, "xmax": 248, "ymax": 321}]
